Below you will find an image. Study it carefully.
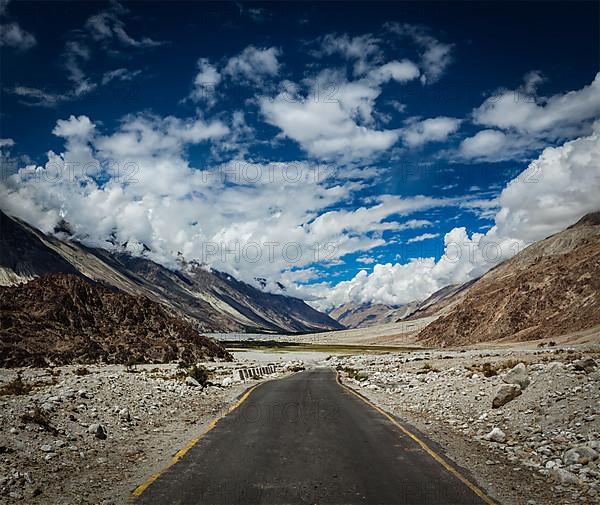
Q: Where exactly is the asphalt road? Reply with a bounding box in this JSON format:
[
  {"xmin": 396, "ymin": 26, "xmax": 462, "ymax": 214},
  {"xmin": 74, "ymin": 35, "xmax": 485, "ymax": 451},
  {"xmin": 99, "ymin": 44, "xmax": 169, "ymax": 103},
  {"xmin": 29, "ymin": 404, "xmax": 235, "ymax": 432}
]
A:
[{"xmin": 135, "ymin": 368, "xmax": 492, "ymax": 505}]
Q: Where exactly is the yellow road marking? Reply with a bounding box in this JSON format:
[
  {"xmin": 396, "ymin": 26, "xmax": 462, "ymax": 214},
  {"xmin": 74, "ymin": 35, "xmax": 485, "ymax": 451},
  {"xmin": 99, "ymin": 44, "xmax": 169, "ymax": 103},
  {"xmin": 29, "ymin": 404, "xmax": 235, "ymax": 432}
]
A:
[
  {"xmin": 334, "ymin": 370, "xmax": 497, "ymax": 505},
  {"xmin": 131, "ymin": 382, "xmax": 263, "ymax": 500}
]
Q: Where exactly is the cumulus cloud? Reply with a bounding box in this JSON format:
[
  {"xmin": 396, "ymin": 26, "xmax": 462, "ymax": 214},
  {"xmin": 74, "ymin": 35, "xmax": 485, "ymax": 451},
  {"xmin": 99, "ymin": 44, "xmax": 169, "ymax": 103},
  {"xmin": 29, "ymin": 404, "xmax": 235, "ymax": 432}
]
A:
[
  {"xmin": 401, "ymin": 116, "xmax": 461, "ymax": 147},
  {"xmin": 385, "ymin": 22, "xmax": 453, "ymax": 84},
  {"xmin": 189, "ymin": 58, "xmax": 221, "ymax": 105},
  {"xmin": 311, "ymin": 125, "xmax": 600, "ymax": 309},
  {"xmin": 224, "ymin": 45, "xmax": 281, "ymax": 84},
  {"xmin": 260, "ymin": 60, "xmax": 420, "ymax": 159},
  {"xmin": 0, "ymin": 0, "xmax": 36, "ymax": 50},
  {"xmin": 0, "ymin": 114, "xmax": 459, "ymax": 291},
  {"xmin": 460, "ymin": 72, "xmax": 600, "ymax": 161},
  {"xmin": 314, "ymin": 33, "xmax": 383, "ymax": 76},
  {"xmin": 0, "ymin": 138, "xmax": 15, "ymax": 148}
]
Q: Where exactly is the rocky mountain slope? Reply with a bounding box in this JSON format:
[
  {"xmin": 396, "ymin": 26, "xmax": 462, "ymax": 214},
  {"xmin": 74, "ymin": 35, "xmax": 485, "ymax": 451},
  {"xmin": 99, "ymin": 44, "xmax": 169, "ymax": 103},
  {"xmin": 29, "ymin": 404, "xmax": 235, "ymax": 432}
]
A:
[
  {"xmin": 0, "ymin": 211, "xmax": 342, "ymax": 333},
  {"xmin": 416, "ymin": 212, "xmax": 600, "ymax": 346},
  {"xmin": 329, "ymin": 302, "xmax": 418, "ymax": 328},
  {"xmin": 0, "ymin": 274, "xmax": 232, "ymax": 367}
]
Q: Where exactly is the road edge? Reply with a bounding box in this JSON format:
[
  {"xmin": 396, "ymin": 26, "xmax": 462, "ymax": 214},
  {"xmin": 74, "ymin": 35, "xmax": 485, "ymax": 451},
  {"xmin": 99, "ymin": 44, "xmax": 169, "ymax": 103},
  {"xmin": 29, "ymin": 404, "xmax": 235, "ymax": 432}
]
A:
[
  {"xmin": 130, "ymin": 380, "xmax": 265, "ymax": 500},
  {"xmin": 334, "ymin": 369, "xmax": 498, "ymax": 505}
]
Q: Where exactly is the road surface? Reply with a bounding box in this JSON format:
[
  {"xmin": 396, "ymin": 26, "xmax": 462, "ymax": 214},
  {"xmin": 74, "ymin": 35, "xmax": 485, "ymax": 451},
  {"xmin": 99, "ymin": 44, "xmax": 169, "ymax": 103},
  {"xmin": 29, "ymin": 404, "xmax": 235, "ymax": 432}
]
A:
[{"xmin": 135, "ymin": 368, "xmax": 493, "ymax": 504}]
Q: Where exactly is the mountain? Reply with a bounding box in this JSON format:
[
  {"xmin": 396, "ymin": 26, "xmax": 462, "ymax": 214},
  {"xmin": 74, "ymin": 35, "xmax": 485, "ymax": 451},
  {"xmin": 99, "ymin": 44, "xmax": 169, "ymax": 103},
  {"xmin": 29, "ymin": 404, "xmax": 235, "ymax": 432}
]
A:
[
  {"xmin": 416, "ymin": 212, "xmax": 600, "ymax": 346},
  {"xmin": 329, "ymin": 302, "xmax": 418, "ymax": 328},
  {"xmin": 0, "ymin": 273, "xmax": 232, "ymax": 367},
  {"xmin": 0, "ymin": 211, "xmax": 343, "ymax": 333}
]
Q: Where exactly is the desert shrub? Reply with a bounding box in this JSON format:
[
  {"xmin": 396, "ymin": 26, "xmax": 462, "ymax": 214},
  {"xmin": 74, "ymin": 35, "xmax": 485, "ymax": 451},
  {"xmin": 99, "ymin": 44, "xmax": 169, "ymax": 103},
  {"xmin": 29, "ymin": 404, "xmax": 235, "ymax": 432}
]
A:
[
  {"xmin": 467, "ymin": 362, "xmax": 498, "ymax": 377},
  {"xmin": 73, "ymin": 367, "xmax": 90, "ymax": 376},
  {"xmin": 125, "ymin": 356, "xmax": 139, "ymax": 373},
  {"xmin": 187, "ymin": 364, "xmax": 210, "ymax": 386},
  {"xmin": 336, "ymin": 365, "xmax": 358, "ymax": 380},
  {"xmin": 0, "ymin": 374, "xmax": 33, "ymax": 396},
  {"xmin": 417, "ymin": 362, "xmax": 439, "ymax": 374},
  {"xmin": 21, "ymin": 406, "xmax": 58, "ymax": 435}
]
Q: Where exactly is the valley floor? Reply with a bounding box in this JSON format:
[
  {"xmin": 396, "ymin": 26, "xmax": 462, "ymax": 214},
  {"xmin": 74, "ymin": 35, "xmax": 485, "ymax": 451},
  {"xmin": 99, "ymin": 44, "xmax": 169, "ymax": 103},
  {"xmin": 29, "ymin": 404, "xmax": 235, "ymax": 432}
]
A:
[
  {"xmin": 333, "ymin": 345, "xmax": 600, "ymax": 505},
  {"xmin": 0, "ymin": 360, "xmax": 294, "ymax": 504},
  {"xmin": 1, "ymin": 343, "xmax": 599, "ymax": 504}
]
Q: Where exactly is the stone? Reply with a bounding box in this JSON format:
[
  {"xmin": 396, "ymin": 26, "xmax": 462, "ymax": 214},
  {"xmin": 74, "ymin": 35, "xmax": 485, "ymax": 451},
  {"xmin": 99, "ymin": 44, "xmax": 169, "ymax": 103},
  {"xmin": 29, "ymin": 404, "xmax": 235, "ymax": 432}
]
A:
[
  {"xmin": 221, "ymin": 377, "xmax": 233, "ymax": 387},
  {"xmin": 88, "ymin": 424, "xmax": 107, "ymax": 440},
  {"xmin": 119, "ymin": 408, "xmax": 130, "ymax": 421},
  {"xmin": 492, "ymin": 384, "xmax": 522, "ymax": 408},
  {"xmin": 355, "ymin": 371, "xmax": 369, "ymax": 381},
  {"xmin": 563, "ymin": 446, "xmax": 599, "ymax": 465},
  {"xmin": 503, "ymin": 362, "xmax": 530, "ymax": 390},
  {"xmin": 484, "ymin": 427, "xmax": 506, "ymax": 443},
  {"xmin": 573, "ymin": 358, "xmax": 597, "ymax": 373},
  {"xmin": 40, "ymin": 444, "xmax": 53, "ymax": 452},
  {"xmin": 551, "ymin": 468, "xmax": 580, "ymax": 485},
  {"xmin": 185, "ymin": 376, "xmax": 201, "ymax": 387}
]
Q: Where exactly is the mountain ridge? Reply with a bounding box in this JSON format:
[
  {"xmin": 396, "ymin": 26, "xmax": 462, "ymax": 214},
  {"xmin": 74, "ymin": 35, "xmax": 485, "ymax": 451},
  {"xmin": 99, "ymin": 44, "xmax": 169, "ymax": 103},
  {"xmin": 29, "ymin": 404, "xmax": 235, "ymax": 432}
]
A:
[{"xmin": 0, "ymin": 211, "xmax": 343, "ymax": 333}]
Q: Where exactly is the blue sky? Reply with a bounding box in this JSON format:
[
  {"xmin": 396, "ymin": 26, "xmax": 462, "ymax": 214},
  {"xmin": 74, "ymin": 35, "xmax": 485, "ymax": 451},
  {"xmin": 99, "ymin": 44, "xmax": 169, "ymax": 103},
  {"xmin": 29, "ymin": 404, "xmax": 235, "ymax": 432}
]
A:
[{"xmin": 1, "ymin": 1, "xmax": 599, "ymax": 308}]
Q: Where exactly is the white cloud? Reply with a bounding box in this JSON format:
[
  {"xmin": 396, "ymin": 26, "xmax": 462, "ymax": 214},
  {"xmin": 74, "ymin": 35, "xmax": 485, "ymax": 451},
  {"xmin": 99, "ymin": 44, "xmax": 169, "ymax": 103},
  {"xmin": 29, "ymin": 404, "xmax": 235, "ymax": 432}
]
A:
[
  {"xmin": 315, "ymin": 33, "xmax": 382, "ymax": 75},
  {"xmin": 311, "ymin": 125, "xmax": 600, "ymax": 309},
  {"xmin": 260, "ymin": 60, "xmax": 420, "ymax": 159},
  {"xmin": 224, "ymin": 46, "xmax": 281, "ymax": 84},
  {"xmin": 101, "ymin": 68, "xmax": 142, "ymax": 85},
  {"xmin": 0, "ymin": 21, "xmax": 36, "ymax": 50},
  {"xmin": 460, "ymin": 72, "xmax": 600, "ymax": 161},
  {"xmin": 85, "ymin": 1, "xmax": 164, "ymax": 48},
  {"xmin": 401, "ymin": 116, "xmax": 461, "ymax": 147},
  {"xmin": 53, "ymin": 115, "xmax": 96, "ymax": 140},
  {"xmin": 0, "ymin": 138, "xmax": 15, "ymax": 148},
  {"xmin": 0, "ymin": 1, "xmax": 36, "ymax": 50},
  {"xmin": 189, "ymin": 58, "xmax": 221, "ymax": 104},
  {"xmin": 11, "ymin": 1, "xmax": 160, "ymax": 107},
  {"xmin": 386, "ymin": 22, "xmax": 453, "ymax": 84},
  {"xmin": 406, "ymin": 232, "xmax": 440, "ymax": 244},
  {"xmin": 0, "ymin": 113, "xmax": 461, "ymax": 295}
]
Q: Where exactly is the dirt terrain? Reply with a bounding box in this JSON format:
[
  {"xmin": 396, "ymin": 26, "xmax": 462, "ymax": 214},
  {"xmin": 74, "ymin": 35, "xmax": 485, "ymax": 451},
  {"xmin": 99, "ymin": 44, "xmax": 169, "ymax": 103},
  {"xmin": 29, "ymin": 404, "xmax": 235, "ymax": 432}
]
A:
[{"xmin": 0, "ymin": 274, "xmax": 231, "ymax": 367}]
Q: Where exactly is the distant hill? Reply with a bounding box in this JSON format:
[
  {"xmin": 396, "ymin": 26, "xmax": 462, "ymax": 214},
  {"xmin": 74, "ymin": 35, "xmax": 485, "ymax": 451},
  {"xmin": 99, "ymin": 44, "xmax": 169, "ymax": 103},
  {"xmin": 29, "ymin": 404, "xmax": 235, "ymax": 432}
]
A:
[
  {"xmin": 416, "ymin": 211, "xmax": 600, "ymax": 346},
  {"xmin": 0, "ymin": 211, "xmax": 343, "ymax": 333},
  {"xmin": 329, "ymin": 302, "xmax": 418, "ymax": 328},
  {"xmin": 0, "ymin": 273, "xmax": 232, "ymax": 367}
]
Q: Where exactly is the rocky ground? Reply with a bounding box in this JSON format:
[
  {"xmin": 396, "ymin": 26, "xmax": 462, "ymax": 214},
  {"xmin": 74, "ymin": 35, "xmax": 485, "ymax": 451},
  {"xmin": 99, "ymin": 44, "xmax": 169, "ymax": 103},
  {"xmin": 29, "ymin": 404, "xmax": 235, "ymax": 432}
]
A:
[
  {"xmin": 333, "ymin": 346, "xmax": 600, "ymax": 505},
  {"xmin": 0, "ymin": 360, "xmax": 298, "ymax": 504}
]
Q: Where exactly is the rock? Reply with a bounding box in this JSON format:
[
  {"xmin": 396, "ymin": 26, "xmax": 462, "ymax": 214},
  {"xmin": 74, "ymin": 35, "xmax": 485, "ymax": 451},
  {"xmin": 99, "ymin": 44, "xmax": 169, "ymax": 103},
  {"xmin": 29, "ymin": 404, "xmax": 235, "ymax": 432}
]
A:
[
  {"xmin": 185, "ymin": 376, "xmax": 201, "ymax": 388},
  {"xmin": 484, "ymin": 427, "xmax": 506, "ymax": 443},
  {"xmin": 355, "ymin": 371, "xmax": 369, "ymax": 381},
  {"xmin": 40, "ymin": 444, "xmax": 53, "ymax": 452},
  {"xmin": 573, "ymin": 358, "xmax": 597, "ymax": 373},
  {"xmin": 221, "ymin": 377, "xmax": 233, "ymax": 387},
  {"xmin": 118, "ymin": 408, "xmax": 130, "ymax": 421},
  {"xmin": 502, "ymin": 362, "xmax": 530, "ymax": 390},
  {"xmin": 551, "ymin": 468, "xmax": 580, "ymax": 485},
  {"xmin": 88, "ymin": 424, "xmax": 107, "ymax": 440},
  {"xmin": 587, "ymin": 440, "xmax": 600, "ymax": 452},
  {"xmin": 564, "ymin": 446, "xmax": 599, "ymax": 465},
  {"xmin": 492, "ymin": 384, "xmax": 522, "ymax": 408}
]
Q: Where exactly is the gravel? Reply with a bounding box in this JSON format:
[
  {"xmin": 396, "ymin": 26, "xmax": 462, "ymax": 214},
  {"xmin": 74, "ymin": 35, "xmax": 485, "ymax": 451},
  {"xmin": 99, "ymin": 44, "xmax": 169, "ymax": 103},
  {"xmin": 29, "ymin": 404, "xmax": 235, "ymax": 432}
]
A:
[
  {"xmin": 0, "ymin": 361, "xmax": 286, "ymax": 504},
  {"xmin": 332, "ymin": 346, "xmax": 600, "ymax": 505}
]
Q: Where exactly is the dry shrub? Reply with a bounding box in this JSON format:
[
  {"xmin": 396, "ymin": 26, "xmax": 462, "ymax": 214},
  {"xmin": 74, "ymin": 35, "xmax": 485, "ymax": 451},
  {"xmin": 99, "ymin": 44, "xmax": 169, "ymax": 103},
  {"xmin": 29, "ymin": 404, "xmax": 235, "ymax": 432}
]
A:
[{"xmin": 0, "ymin": 374, "xmax": 33, "ymax": 396}]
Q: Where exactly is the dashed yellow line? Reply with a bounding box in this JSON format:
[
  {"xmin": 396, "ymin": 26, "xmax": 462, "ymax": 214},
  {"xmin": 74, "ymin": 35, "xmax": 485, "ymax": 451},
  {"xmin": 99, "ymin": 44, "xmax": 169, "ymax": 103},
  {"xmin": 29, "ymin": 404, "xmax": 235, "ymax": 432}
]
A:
[
  {"xmin": 131, "ymin": 382, "xmax": 262, "ymax": 500},
  {"xmin": 334, "ymin": 369, "xmax": 497, "ymax": 505}
]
